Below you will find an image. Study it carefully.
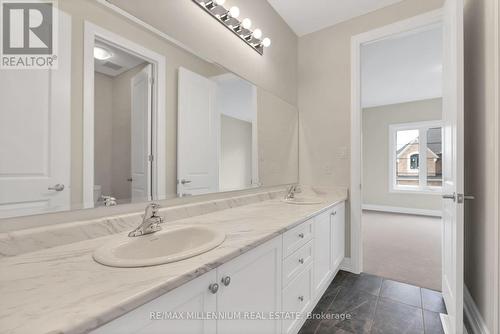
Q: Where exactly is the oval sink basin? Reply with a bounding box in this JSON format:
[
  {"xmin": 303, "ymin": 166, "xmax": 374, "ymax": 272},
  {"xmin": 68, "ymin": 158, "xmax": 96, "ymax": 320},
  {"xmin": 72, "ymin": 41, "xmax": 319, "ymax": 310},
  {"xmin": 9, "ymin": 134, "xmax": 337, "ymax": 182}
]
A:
[
  {"xmin": 281, "ymin": 197, "xmax": 324, "ymax": 205},
  {"xmin": 93, "ymin": 225, "xmax": 225, "ymax": 268}
]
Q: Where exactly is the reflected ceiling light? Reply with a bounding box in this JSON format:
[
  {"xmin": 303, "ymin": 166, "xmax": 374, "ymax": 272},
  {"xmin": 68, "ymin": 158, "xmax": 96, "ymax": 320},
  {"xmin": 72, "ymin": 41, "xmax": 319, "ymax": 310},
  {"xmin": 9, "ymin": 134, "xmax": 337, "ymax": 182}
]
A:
[
  {"xmin": 93, "ymin": 46, "xmax": 112, "ymax": 60},
  {"xmin": 192, "ymin": 0, "xmax": 271, "ymax": 55}
]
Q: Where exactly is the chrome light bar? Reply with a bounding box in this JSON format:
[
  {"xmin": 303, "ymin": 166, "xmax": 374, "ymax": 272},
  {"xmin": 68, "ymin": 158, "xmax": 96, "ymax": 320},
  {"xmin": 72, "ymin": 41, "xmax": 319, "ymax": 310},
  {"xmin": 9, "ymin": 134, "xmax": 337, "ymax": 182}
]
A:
[{"xmin": 193, "ymin": 0, "xmax": 272, "ymax": 55}]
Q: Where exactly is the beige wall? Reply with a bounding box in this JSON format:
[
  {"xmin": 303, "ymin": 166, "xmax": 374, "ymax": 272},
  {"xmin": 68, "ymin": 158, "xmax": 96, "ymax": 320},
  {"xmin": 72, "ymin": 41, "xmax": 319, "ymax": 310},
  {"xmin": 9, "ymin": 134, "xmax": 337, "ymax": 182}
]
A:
[
  {"xmin": 108, "ymin": 0, "xmax": 298, "ymax": 106},
  {"xmin": 363, "ymin": 98, "xmax": 443, "ymax": 211},
  {"xmin": 93, "ymin": 64, "xmax": 147, "ymax": 201},
  {"xmin": 60, "ymin": 0, "xmax": 298, "ymax": 205},
  {"xmin": 297, "ymin": 0, "xmax": 444, "ymax": 256},
  {"xmin": 110, "ymin": 64, "xmax": 146, "ymax": 200},
  {"xmin": 464, "ymin": 0, "xmax": 499, "ymax": 332},
  {"xmin": 94, "ymin": 73, "xmax": 113, "ymax": 196},
  {"xmin": 258, "ymin": 88, "xmax": 299, "ymax": 187}
]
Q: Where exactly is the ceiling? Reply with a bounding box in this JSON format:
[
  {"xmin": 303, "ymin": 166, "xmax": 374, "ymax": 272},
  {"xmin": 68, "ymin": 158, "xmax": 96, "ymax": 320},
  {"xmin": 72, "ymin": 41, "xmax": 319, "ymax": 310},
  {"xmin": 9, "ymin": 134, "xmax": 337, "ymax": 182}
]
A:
[
  {"xmin": 266, "ymin": 0, "xmax": 405, "ymax": 36},
  {"xmin": 94, "ymin": 41, "xmax": 146, "ymax": 77},
  {"xmin": 361, "ymin": 25, "xmax": 443, "ymax": 108}
]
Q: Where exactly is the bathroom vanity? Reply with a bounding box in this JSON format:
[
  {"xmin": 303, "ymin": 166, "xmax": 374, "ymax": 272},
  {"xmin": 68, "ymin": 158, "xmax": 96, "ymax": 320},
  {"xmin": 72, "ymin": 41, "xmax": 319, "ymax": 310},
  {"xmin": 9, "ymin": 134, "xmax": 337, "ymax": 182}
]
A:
[
  {"xmin": 0, "ymin": 188, "xmax": 346, "ymax": 334},
  {"xmin": 92, "ymin": 200, "xmax": 345, "ymax": 334}
]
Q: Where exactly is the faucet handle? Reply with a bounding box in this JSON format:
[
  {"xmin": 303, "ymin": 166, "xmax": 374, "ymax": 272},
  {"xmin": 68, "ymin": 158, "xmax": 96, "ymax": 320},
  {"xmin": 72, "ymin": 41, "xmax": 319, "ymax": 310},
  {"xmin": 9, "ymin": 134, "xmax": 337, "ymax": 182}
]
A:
[{"xmin": 144, "ymin": 203, "xmax": 161, "ymax": 218}]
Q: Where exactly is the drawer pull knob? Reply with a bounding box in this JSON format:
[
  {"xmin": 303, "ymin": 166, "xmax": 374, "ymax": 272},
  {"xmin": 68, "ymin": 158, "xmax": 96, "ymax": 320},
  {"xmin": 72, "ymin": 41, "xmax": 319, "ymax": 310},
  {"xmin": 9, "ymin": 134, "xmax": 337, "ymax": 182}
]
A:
[
  {"xmin": 298, "ymin": 296, "xmax": 304, "ymax": 302},
  {"xmin": 221, "ymin": 276, "xmax": 231, "ymax": 286},
  {"xmin": 298, "ymin": 233, "xmax": 304, "ymax": 238},
  {"xmin": 208, "ymin": 283, "xmax": 219, "ymax": 294},
  {"xmin": 331, "ymin": 211, "xmax": 337, "ymax": 216},
  {"xmin": 298, "ymin": 258, "xmax": 304, "ymax": 264}
]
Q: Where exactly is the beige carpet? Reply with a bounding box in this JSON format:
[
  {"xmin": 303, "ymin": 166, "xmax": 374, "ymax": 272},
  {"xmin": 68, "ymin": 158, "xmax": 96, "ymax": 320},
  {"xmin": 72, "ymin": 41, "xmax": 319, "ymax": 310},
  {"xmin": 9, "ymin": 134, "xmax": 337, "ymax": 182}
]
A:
[{"xmin": 362, "ymin": 210, "xmax": 442, "ymax": 291}]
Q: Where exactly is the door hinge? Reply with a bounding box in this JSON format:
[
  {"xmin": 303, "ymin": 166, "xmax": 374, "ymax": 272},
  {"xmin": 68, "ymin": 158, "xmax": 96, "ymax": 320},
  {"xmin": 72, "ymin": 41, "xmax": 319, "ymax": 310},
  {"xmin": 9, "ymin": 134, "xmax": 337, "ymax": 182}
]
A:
[{"xmin": 148, "ymin": 154, "xmax": 154, "ymax": 162}]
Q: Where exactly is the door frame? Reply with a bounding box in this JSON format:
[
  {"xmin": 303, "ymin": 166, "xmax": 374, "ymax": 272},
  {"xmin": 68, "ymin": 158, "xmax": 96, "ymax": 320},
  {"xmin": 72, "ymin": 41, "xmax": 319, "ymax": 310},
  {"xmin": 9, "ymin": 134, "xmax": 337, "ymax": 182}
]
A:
[
  {"xmin": 83, "ymin": 21, "xmax": 166, "ymax": 208},
  {"xmin": 349, "ymin": 9, "xmax": 443, "ymax": 274}
]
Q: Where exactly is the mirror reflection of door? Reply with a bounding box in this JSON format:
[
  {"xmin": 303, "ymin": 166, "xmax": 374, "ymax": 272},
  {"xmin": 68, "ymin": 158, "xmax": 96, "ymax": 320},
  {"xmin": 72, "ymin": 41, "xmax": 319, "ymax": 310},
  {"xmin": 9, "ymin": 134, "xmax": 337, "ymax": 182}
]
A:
[
  {"xmin": 0, "ymin": 14, "xmax": 71, "ymax": 219},
  {"xmin": 93, "ymin": 40, "xmax": 153, "ymax": 206}
]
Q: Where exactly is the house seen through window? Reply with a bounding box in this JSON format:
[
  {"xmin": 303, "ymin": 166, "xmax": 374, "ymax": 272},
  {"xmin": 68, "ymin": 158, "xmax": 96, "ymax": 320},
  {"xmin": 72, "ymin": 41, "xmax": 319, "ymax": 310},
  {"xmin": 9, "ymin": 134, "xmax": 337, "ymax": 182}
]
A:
[{"xmin": 391, "ymin": 121, "xmax": 443, "ymax": 192}]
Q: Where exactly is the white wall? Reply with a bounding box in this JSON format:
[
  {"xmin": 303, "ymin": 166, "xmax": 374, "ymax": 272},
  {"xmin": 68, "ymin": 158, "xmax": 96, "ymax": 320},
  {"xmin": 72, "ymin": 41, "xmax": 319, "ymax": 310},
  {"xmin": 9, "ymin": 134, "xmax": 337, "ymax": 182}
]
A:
[
  {"xmin": 362, "ymin": 98, "xmax": 443, "ymax": 211},
  {"xmin": 464, "ymin": 0, "xmax": 500, "ymax": 331},
  {"xmin": 220, "ymin": 115, "xmax": 253, "ymax": 191},
  {"xmin": 213, "ymin": 74, "xmax": 257, "ymax": 190}
]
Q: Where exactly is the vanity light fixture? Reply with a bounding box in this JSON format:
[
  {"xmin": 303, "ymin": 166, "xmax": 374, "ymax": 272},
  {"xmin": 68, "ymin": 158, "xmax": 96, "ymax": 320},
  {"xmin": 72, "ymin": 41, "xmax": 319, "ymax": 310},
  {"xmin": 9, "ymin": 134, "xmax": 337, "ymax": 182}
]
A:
[{"xmin": 192, "ymin": 0, "xmax": 271, "ymax": 55}]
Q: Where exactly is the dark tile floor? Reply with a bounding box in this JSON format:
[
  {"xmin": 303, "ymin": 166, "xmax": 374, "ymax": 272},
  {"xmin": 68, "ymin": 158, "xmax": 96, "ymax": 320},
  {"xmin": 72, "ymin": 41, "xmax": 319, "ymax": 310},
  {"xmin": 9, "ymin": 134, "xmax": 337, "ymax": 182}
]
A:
[{"xmin": 299, "ymin": 271, "xmax": 447, "ymax": 334}]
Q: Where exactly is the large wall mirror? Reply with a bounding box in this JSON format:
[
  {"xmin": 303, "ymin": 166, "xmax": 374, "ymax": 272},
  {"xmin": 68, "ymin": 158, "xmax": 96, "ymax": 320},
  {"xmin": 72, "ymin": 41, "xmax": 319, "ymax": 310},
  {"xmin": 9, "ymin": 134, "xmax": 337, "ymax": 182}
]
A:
[{"xmin": 0, "ymin": 1, "xmax": 298, "ymax": 221}]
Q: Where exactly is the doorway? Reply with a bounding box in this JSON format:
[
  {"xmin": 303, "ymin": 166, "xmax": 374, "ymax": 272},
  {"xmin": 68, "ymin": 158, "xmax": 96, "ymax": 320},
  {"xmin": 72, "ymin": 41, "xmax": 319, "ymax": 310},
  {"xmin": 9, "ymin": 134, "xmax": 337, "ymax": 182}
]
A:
[
  {"xmin": 350, "ymin": 4, "xmax": 465, "ymax": 332},
  {"xmin": 360, "ymin": 25, "xmax": 444, "ymax": 290},
  {"xmin": 83, "ymin": 22, "xmax": 166, "ymax": 208}
]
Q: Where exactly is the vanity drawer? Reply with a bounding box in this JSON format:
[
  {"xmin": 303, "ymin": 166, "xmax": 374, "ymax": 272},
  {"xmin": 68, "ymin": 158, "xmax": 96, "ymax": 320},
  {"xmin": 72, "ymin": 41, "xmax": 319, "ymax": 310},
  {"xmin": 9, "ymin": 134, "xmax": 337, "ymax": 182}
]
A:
[
  {"xmin": 283, "ymin": 240, "xmax": 313, "ymax": 287},
  {"xmin": 282, "ymin": 264, "xmax": 313, "ymax": 334},
  {"xmin": 283, "ymin": 219, "xmax": 313, "ymax": 258}
]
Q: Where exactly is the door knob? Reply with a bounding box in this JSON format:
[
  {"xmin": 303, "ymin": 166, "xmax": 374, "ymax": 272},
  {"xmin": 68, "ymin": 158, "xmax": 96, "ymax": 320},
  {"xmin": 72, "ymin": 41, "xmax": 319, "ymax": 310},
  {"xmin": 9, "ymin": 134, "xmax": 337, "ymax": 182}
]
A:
[
  {"xmin": 221, "ymin": 276, "xmax": 231, "ymax": 286},
  {"xmin": 443, "ymin": 193, "xmax": 475, "ymax": 203},
  {"xmin": 180, "ymin": 179, "xmax": 192, "ymax": 185},
  {"xmin": 208, "ymin": 283, "xmax": 219, "ymax": 294},
  {"xmin": 442, "ymin": 193, "xmax": 456, "ymax": 201},
  {"xmin": 48, "ymin": 184, "xmax": 64, "ymax": 191}
]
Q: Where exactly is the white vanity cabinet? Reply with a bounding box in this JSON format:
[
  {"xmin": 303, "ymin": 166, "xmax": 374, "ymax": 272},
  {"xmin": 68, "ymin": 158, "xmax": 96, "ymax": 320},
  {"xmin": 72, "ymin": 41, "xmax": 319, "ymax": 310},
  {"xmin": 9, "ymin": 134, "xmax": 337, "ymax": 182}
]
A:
[
  {"xmin": 90, "ymin": 237, "xmax": 282, "ymax": 334},
  {"xmin": 90, "ymin": 271, "xmax": 218, "ymax": 334},
  {"xmin": 330, "ymin": 202, "xmax": 345, "ymax": 271},
  {"xmin": 313, "ymin": 209, "xmax": 333, "ymax": 297},
  {"xmin": 216, "ymin": 236, "xmax": 282, "ymax": 334}
]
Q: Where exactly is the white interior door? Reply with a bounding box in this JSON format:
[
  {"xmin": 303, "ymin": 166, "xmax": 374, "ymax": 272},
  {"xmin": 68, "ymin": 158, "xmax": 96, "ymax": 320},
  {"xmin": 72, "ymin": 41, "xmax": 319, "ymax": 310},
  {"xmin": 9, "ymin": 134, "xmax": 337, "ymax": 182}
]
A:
[
  {"xmin": 0, "ymin": 14, "xmax": 71, "ymax": 218},
  {"xmin": 177, "ymin": 67, "xmax": 218, "ymax": 196},
  {"xmin": 441, "ymin": 0, "xmax": 464, "ymax": 332},
  {"xmin": 130, "ymin": 64, "xmax": 152, "ymax": 202}
]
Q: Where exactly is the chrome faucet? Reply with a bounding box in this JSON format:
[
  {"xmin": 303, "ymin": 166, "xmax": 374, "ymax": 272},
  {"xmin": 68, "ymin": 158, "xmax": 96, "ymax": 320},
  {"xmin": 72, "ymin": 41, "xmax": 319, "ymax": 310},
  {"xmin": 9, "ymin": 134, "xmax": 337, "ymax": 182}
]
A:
[
  {"xmin": 284, "ymin": 185, "xmax": 298, "ymax": 200},
  {"xmin": 128, "ymin": 203, "xmax": 164, "ymax": 237}
]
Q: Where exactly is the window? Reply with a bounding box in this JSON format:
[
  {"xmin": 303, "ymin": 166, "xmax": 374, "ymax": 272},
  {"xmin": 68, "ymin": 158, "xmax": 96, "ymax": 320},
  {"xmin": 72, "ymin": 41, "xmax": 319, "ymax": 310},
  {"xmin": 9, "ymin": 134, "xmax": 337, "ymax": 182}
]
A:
[
  {"xmin": 410, "ymin": 154, "xmax": 419, "ymax": 169},
  {"xmin": 389, "ymin": 121, "xmax": 443, "ymax": 192}
]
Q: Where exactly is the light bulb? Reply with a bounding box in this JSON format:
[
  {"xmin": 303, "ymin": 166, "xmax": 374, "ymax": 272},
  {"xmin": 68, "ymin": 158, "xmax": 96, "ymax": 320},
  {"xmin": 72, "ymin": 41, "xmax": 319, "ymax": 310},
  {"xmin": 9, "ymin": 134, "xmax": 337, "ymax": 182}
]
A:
[
  {"xmin": 214, "ymin": 0, "xmax": 225, "ymax": 5},
  {"xmin": 252, "ymin": 28, "xmax": 262, "ymax": 39},
  {"xmin": 241, "ymin": 18, "xmax": 252, "ymax": 29},
  {"xmin": 93, "ymin": 46, "xmax": 112, "ymax": 60},
  {"xmin": 228, "ymin": 6, "xmax": 240, "ymax": 18},
  {"xmin": 262, "ymin": 37, "xmax": 271, "ymax": 47}
]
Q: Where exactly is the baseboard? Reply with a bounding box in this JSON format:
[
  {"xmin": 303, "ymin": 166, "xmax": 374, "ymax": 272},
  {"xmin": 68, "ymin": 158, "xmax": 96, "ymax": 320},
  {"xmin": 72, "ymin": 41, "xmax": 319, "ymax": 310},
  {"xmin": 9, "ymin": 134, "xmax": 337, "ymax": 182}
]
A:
[
  {"xmin": 464, "ymin": 286, "xmax": 490, "ymax": 334},
  {"xmin": 339, "ymin": 257, "xmax": 353, "ymax": 272},
  {"xmin": 362, "ymin": 204, "xmax": 442, "ymax": 217}
]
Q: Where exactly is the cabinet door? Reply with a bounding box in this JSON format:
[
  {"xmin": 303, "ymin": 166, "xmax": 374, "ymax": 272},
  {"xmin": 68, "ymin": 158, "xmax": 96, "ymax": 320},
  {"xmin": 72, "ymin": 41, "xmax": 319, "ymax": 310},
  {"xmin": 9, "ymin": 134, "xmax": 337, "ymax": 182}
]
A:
[
  {"xmin": 217, "ymin": 236, "xmax": 282, "ymax": 334},
  {"xmin": 90, "ymin": 271, "xmax": 217, "ymax": 334},
  {"xmin": 331, "ymin": 202, "xmax": 345, "ymax": 272},
  {"xmin": 313, "ymin": 210, "xmax": 333, "ymax": 297}
]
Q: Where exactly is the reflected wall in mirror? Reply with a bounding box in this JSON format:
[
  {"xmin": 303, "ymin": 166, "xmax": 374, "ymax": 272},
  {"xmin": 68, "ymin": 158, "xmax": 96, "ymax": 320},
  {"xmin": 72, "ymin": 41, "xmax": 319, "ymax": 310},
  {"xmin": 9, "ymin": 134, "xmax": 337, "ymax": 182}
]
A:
[
  {"xmin": 178, "ymin": 69, "xmax": 258, "ymax": 197},
  {"xmin": 0, "ymin": 2, "xmax": 298, "ymax": 220}
]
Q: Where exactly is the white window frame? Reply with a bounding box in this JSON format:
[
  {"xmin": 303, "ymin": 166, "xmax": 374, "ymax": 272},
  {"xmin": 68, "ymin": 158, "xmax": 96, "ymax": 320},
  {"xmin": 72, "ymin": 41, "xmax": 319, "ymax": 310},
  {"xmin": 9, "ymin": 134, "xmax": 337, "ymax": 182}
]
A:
[{"xmin": 389, "ymin": 120, "xmax": 444, "ymax": 194}]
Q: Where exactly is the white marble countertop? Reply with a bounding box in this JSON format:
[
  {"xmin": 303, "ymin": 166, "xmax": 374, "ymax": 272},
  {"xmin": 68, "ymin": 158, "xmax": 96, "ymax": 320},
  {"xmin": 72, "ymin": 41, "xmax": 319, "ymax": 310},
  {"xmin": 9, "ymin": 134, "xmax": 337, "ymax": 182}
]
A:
[{"xmin": 0, "ymin": 188, "xmax": 347, "ymax": 334}]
